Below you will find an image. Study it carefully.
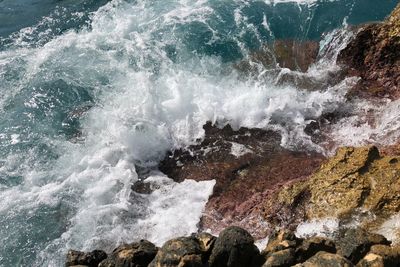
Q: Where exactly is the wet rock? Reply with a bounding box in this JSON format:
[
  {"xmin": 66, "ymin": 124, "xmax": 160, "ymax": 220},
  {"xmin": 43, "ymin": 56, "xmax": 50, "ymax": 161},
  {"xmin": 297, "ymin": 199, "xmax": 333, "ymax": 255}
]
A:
[
  {"xmin": 149, "ymin": 237, "xmax": 203, "ymax": 267},
  {"xmin": 66, "ymin": 249, "xmax": 107, "ymax": 267},
  {"xmin": 98, "ymin": 240, "xmax": 157, "ymax": 267},
  {"xmin": 335, "ymin": 228, "xmax": 390, "ymax": 264},
  {"xmin": 209, "ymin": 226, "xmax": 262, "ymax": 267},
  {"xmin": 294, "ymin": 251, "xmax": 354, "ymax": 267},
  {"xmin": 338, "ymin": 3, "xmax": 400, "ymax": 100},
  {"xmin": 160, "ymin": 122, "xmax": 324, "ymax": 237},
  {"xmin": 194, "ymin": 232, "xmax": 216, "ymax": 259},
  {"xmin": 265, "ymin": 146, "xmax": 400, "ymax": 231},
  {"xmin": 274, "ymin": 40, "xmax": 319, "ymax": 72},
  {"xmin": 295, "ymin": 237, "xmax": 337, "ymax": 262},
  {"xmin": 262, "ymin": 248, "xmax": 296, "ymax": 267},
  {"xmin": 262, "ymin": 230, "xmax": 300, "ymax": 256},
  {"xmin": 357, "ymin": 244, "xmax": 400, "ymax": 267}
]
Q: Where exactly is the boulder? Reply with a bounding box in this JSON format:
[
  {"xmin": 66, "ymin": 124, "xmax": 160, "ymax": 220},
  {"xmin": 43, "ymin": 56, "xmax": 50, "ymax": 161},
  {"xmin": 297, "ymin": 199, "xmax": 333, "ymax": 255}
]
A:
[
  {"xmin": 294, "ymin": 251, "xmax": 354, "ymax": 267},
  {"xmin": 337, "ymin": 3, "xmax": 400, "ymax": 100},
  {"xmin": 98, "ymin": 240, "xmax": 157, "ymax": 267},
  {"xmin": 262, "ymin": 230, "xmax": 300, "ymax": 256},
  {"xmin": 356, "ymin": 254, "xmax": 385, "ymax": 267},
  {"xmin": 262, "ymin": 248, "xmax": 296, "ymax": 267},
  {"xmin": 66, "ymin": 249, "xmax": 107, "ymax": 267},
  {"xmin": 295, "ymin": 237, "xmax": 337, "ymax": 262},
  {"xmin": 264, "ymin": 146, "xmax": 400, "ymax": 231},
  {"xmin": 335, "ymin": 228, "xmax": 390, "ymax": 264},
  {"xmin": 356, "ymin": 245, "xmax": 400, "ymax": 267},
  {"xmin": 209, "ymin": 226, "xmax": 262, "ymax": 267},
  {"xmin": 149, "ymin": 237, "xmax": 204, "ymax": 267}
]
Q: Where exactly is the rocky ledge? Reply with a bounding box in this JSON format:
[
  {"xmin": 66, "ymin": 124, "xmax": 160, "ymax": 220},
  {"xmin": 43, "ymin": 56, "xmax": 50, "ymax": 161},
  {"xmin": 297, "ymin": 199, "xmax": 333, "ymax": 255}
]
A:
[
  {"xmin": 66, "ymin": 226, "xmax": 400, "ymax": 267},
  {"xmin": 338, "ymin": 3, "xmax": 400, "ymax": 99}
]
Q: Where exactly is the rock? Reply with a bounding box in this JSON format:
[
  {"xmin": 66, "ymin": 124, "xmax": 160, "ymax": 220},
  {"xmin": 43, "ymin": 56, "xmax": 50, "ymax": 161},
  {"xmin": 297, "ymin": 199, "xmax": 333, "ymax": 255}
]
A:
[
  {"xmin": 160, "ymin": 122, "xmax": 324, "ymax": 237},
  {"xmin": 194, "ymin": 232, "xmax": 216, "ymax": 258},
  {"xmin": 273, "ymin": 40, "xmax": 319, "ymax": 72},
  {"xmin": 262, "ymin": 230, "xmax": 300, "ymax": 256},
  {"xmin": 295, "ymin": 251, "xmax": 354, "ymax": 267},
  {"xmin": 295, "ymin": 237, "xmax": 337, "ymax": 262},
  {"xmin": 262, "ymin": 248, "xmax": 296, "ymax": 267},
  {"xmin": 208, "ymin": 226, "xmax": 262, "ymax": 267},
  {"xmin": 66, "ymin": 250, "xmax": 107, "ymax": 267},
  {"xmin": 149, "ymin": 237, "xmax": 203, "ymax": 267},
  {"xmin": 357, "ymin": 244, "xmax": 400, "ymax": 267},
  {"xmin": 356, "ymin": 254, "xmax": 385, "ymax": 267},
  {"xmin": 337, "ymin": 3, "xmax": 400, "ymax": 100},
  {"xmin": 335, "ymin": 228, "xmax": 390, "ymax": 264},
  {"xmin": 98, "ymin": 240, "xmax": 157, "ymax": 267},
  {"xmin": 264, "ymin": 146, "xmax": 400, "ymax": 231}
]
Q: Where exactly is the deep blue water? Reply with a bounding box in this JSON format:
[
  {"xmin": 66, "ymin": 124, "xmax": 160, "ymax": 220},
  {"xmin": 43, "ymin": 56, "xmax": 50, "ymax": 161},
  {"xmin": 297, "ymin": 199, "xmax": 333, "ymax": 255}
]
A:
[{"xmin": 0, "ymin": 0, "xmax": 398, "ymax": 266}]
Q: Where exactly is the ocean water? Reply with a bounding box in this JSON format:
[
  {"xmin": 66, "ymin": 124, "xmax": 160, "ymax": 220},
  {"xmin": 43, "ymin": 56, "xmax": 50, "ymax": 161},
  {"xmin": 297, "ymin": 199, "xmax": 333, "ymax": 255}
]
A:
[{"xmin": 0, "ymin": 0, "xmax": 399, "ymax": 266}]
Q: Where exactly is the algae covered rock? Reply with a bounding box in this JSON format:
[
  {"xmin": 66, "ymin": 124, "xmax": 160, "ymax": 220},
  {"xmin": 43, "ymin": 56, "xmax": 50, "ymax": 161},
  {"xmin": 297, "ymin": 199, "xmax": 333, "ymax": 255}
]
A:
[
  {"xmin": 98, "ymin": 240, "xmax": 157, "ymax": 267},
  {"xmin": 265, "ymin": 146, "xmax": 400, "ymax": 231},
  {"xmin": 209, "ymin": 226, "xmax": 262, "ymax": 267}
]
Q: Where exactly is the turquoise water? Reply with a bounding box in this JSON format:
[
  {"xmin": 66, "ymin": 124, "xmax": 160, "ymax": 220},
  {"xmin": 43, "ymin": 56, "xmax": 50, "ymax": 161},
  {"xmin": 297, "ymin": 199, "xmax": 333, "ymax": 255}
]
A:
[{"xmin": 0, "ymin": 0, "xmax": 398, "ymax": 266}]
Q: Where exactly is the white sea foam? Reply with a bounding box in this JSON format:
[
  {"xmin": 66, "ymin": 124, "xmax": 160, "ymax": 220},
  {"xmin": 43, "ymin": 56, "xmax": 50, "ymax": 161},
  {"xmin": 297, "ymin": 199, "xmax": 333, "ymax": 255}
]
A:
[
  {"xmin": 377, "ymin": 213, "xmax": 400, "ymax": 245},
  {"xmin": 296, "ymin": 218, "xmax": 340, "ymax": 238}
]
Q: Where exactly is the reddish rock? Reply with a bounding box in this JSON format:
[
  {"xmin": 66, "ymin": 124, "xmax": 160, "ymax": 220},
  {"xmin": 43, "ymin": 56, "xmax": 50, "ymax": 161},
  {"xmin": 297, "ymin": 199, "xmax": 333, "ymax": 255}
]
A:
[
  {"xmin": 159, "ymin": 122, "xmax": 325, "ymax": 238},
  {"xmin": 337, "ymin": 4, "xmax": 400, "ymax": 100}
]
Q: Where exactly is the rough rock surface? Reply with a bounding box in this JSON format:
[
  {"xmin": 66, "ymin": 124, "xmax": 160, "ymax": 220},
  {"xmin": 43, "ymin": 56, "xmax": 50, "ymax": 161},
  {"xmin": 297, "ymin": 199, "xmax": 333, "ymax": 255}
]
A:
[
  {"xmin": 294, "ymin": 251, "xmax": 354, "ymax": 267},
  {"xmin": 66, "ymin": 250, "xmax": 107, "ymax": 267},
  {"xmin": 209, "ymin": 226, "xmax": 262, "ymax": 267},
  {"xmin": 149, "ymin": 237, "xmax": 204, "ymax": 267},
  {"xmin": 338, "ymin": 3, "xmax": 400, "ymax": 99},
  {"xmin": 98, "ymin": 240, "xmax": 157, "ymax": 267},
  {"xmin": 160, "ymin": 122, "xmax": 324, "ymax": 237},
  {"xmin": 264, "ymin": 146, "xmax": 400, "ymax": 231}
]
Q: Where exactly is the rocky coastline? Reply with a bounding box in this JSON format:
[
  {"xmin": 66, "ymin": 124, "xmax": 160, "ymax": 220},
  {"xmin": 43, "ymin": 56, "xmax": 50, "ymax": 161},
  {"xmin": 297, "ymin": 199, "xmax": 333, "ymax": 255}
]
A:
[{"xmin": 66, "ymin": 3, "xmax": 400, "ymax": 267}]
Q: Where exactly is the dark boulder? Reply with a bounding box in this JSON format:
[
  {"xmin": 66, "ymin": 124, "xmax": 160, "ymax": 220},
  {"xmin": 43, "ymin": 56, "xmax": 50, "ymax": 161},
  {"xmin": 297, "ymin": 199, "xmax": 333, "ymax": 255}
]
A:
[
  {"xmin": 98, "ymin": 240, "xmax": 157, "ymax": 267},
  {"xmin": 295, "ymin": 236, "xmax": 337, "ymax": 263},
  {"xmin": 66, "ymin": 249, "xmax": 107, "ymax": 267},
  {"xmin": 209, "ymin": 226, "xmax": 262, "ymax": 267}
]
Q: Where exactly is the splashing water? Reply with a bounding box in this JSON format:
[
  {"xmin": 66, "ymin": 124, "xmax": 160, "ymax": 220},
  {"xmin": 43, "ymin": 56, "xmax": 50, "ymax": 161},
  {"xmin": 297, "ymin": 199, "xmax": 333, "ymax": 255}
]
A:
[{"xmin": 0, "ymin": 0, "xmax": 399, "ymax": 266}]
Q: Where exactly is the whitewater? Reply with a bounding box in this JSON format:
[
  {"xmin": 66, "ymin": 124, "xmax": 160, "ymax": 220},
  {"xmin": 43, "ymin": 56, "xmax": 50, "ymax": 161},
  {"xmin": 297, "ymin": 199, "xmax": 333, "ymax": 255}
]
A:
[{"xmin": 0, "ymin": 0, "xmax": 399, "ymax": 266}]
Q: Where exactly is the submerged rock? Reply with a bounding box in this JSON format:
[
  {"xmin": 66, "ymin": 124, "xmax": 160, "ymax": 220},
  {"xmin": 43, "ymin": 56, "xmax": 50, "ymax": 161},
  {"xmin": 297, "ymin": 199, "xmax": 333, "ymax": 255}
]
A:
[
  {"xmin": 66, "ymin": 249, "xmax": 107, "ymax": 267},
  {"xmin": 338, "ymin": 3, "xmax": 400, "ymax": 99},
  {"xmin": 160, "ymin": 122, "xmax": 324, "ymax": 237},
  {"xmin": 209, "ymin": 226, "xmax": 262, "ymax": 267},
  {"xmin": 98, "ymin": 240, "xmax": 157, "ymax": 267},
  {"xmin": 264, "ymin": 146, "xmax": 400, "ymax": 232}
]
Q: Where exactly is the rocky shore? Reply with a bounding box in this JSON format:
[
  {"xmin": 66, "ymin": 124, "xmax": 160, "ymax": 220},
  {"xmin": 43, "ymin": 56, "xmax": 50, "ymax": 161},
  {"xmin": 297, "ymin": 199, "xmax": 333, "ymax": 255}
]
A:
[
  {"xmin": 66, "ymin": 3, "xmax": 400, "ymax": 267},
  {"xmin": 66, "ymin": 226, "xmax": 400, "ymax": 267}
]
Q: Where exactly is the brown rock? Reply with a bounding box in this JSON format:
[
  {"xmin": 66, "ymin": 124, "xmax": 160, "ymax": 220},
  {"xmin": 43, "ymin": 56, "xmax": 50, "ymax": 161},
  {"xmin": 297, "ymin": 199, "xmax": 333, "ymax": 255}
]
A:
[
  {"xmin": 335, "ymin": 228, "xmax": 390, "ymax": 264},
  {"xmin": 149, "ymin": 237, "xmax": 204, "ymax": 267},
  {"xmin": 295, "ymin": 237, "xmax": 337, "ymax": 262},
  {"xmin": 98, "ymin": 240, "xmax": 157, "ymax": 267},
  {"xmin": 262, "ymin": 248, "xmax": 296, "ymax": 267},
  {"xmin": 356, "ymin": 254, "xmax": 385, "ymax": 267},
  {"xmin": 160, "ymin": 122, "xmax": 324, "ymax": 237},
  {"xmin": 337, "ymin": 3, "xmax": 400, "ymax": 100},
  {"xmin": 66, "ymin": 250, "xmax": 107, "ymax": 267},
  {"xmin": 265, "ymin": 146, "xmax": 400, "ymax": 231},
  {"xmin": 262, "ymin": 230, "xmax": 300, "ymax": 256},
  {"xmin": 295, "ymin": 251, "xmax": 354, "ymax": 267}
]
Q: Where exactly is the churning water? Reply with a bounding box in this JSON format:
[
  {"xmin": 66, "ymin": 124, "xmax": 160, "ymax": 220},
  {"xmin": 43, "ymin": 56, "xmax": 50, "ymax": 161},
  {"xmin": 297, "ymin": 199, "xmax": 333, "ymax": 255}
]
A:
[{"xmin": 0, "ymin": 0, "xmax": 399, "ymax": 266}]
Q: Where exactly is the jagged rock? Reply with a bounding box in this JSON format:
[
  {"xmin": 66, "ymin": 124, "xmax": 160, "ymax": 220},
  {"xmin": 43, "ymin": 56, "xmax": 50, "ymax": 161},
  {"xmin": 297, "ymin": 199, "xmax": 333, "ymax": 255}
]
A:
[
  {"xmin": 262, "ymin": 248, "xmax": 296, "ymax": 267},
  {"xmin": 338, "ymin": 3, "xmax": 400, "ymax": 99},
  {"xmin": 335, "ymin": 228, "xmax": 390, "ymax": 264},
  {"xmin": 295, "ymin": 237, "xmax": 337, "ymax": 262},
  {"xmin": 149, "ymin": 237, "xmax": 204, "ymax": 267},
  {"xmin": 66, "ymin": 249, "xmax": 107, "ymax": 267},
  {"xmin": 194, "ymin": 232, "xmax": 216, "ymax": 258},
  {"xmin": 264, "ymin": 146, "xmax": 400, "ymax": 231},
  {"xmin": 356, "ymin": 254, "xmax": 385, "ymax": 267},
  {"xmin": 160, "ymin": 122, "xmax": 324, "ymax": 237},
  {"xmin": 294, "ymin": 251, "xmax": 354, "ymax": 267},
  {"xmin": 209, "ymin": 226, "xmax": 262, "ymax": 267},
  {"xmin": 262, "ymin": 230, "xmax": 300, "ymax": 256},
  {"xmin": 356, "ymin": 245, "xmax": 400, "ymax": 267},
  {"xmin": 98, "ymin": 240, "xmax": 157, "ymax": 267}
]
